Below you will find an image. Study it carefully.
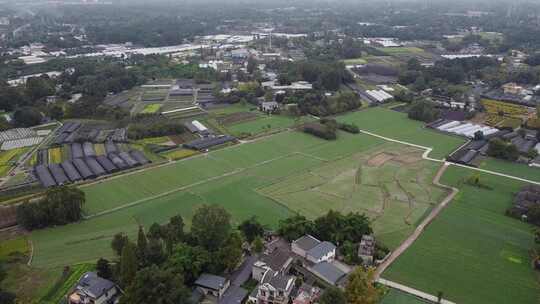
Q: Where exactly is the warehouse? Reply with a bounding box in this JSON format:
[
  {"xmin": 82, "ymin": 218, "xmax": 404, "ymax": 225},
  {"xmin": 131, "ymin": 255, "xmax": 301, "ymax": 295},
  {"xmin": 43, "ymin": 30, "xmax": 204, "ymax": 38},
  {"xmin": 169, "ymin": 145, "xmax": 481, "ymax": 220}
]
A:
[
  {"xmin": 96, "ymin": 155, "xmax": 118, "ymax": 173},
  {"xmin": 48, "ymin": 163, "xmax": 69, "ymax": 185},
  {"xmin": 61, "ymin": 160, "xmax": 82, "ymax": 182},
  {"xmin": 35, "ymin": 165, "xmax": 56, "ymax": 187},
  {"xmin": 183, "ymin": 135, "xmax": 236, "ymax": 151},
  {"xmin": 73, "ymin": 158, "xmax": 95, "ymax": 179}
]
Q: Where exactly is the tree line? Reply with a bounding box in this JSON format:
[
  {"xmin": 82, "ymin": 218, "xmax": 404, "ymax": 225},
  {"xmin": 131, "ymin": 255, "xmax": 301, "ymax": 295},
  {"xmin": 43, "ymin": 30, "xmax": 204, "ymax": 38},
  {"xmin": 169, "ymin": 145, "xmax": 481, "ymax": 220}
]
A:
[{"xmin": 16, "ymin": 186, "xmax": 85, "ymax": 230}]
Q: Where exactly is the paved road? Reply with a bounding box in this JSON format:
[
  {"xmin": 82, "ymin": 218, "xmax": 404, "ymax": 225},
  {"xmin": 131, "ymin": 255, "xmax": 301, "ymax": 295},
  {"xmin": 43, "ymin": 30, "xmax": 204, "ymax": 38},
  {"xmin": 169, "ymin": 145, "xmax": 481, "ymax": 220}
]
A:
[{"xmin": 377, "ymin": 278, "xmax": 457, "ymax": 304}]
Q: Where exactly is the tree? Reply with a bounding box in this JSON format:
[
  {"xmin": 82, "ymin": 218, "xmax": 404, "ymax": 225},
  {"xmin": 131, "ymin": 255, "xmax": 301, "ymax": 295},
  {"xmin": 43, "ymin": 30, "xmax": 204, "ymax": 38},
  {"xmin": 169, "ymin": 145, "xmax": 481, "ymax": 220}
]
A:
[
  {"xmin": 238, "ymin": 216, "xmax": 265, "ymax": 243},
  {"xmin": 277, "ymin": 215, "xmax": 314, "ymax": 241},
  {"xmin": 0, "ymin": 263, "xmax": 15, "ymax": 304},
  {"xmin": 247, "ymin": 57, "xmax": 257, "ymax": 74},
  {"xmin": 111, "ymin": 233, "xmax": 129, "ymax": 256},
  {"xmin": 191, "ymin": 205, "xmax": 231, "ymax": 251},
  {"xmin": 217, "ymin": 232, "xmax": 243, "ymax": 273},
  {"xmin": 165, "ymin": 243, "xmax": 210, "ymax": 284},
  {"xmin": 147, "ymin": 223, "xmax": 163, "ymax": 240},
  {"xmin": 252, "ymin": 236, "xmax": 264, "ymax": 254},
  {"xmin": 136, "ymin": 226, "xmax": 148, "ymax": 265},
  {"xmin": 13, "ymin": 107, "xmax": 42, "ymax": 127},
  {"xmin": 319, "ymin": 287, "xmax": 346, "ymax": 304},
  {"xmin": 407, "ymin": 100, "xmax": 439, "ymax": 123},
  {"xmin": 345, "ymin": 267, "xmax": 381, "ymax": 304},
  {"xmin": 25, "ymin": 76, "xmax": 55, "ymax": 101},
  {"xmin": 146, "ymin": 238, "xmax": 165, "ymax": 266},
  {"xmin": 120, "ymin": 265, "xmax": 191, "ymax": 304},
  {"xmin": 96, "ymin": 258, "xmax": 112, "ymax": 280},
  {"xmin": 120, "ymin": 242, "xmax": 138, "ymax": 288}
]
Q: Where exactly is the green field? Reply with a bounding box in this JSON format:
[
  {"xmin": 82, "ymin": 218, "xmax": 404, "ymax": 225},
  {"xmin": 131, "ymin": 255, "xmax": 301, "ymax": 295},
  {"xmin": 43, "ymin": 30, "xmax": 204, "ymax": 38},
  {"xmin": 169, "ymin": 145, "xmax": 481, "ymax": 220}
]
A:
[
  {"xmin": 140, "ymin": 103, "xmax": 162, "ymax": 114},
  {"xmin": 376, "ymin": 47, "xmax": 426, "ymax": 55},
  {"xmin": 380, "ymin": 289, "xmax": 430, "ymax": 304},
  {"xmin": 343, "ymin": 58, "xmax": 368, "ymax": 65},
  {"xmin": 337, "ymin": 108, "xmax": 466, "ymax": 159},
  {"xmin": 479, "ymin": 158, "xmax": 540, "ymax": 183},
  {"xmin": 258, "ymin": 143, "xmax": 447, "ymax": 249},
  {"xmin": 382, "ymin": 166, "xmax": 540, "ymax": 304},
  {"xmin": 31, "ymin": 131, "xmax": 395, "ymax": 267},
  {"xmin": 226, "ymin": 115, "xmax": 313, "ymax": 137},
  {"xmin": 40, "ymin": 264, "xmax": 94, "ymax": 304}
]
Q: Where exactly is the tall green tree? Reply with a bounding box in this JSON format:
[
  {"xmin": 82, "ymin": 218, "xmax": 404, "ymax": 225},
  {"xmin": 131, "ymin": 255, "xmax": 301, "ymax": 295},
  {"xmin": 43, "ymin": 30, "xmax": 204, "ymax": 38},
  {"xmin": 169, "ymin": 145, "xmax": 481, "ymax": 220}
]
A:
[
  {"xmin": 120, "ymin": 265, "xmax": 191, "ymax": 304},
  {"xmin": 238, "ymin": 216, "xmax": 265, "ymax": 243},
  {"xmin": 218, "ymin": 232, "xmax": 243, "ymax": 273},
  {"xmin": 191, "ymin": 205, "xmax": 231, "ymax": 251},
  {"xmin": 111, "ymin": 233, "xmax": 129, "ymax": 256},
  {"xmin": 319, "ymin": 286, "xmax": 346, "ymax": 304},
  {"xmin": 96, "ymin": 258, "xmax": 112, "ymax": 280},
  {"xmin": 136, "ymin": 226, "xmax": 148, "ymax": 264},
  {"xmin": 345, "ymin": 267, "xmax": 381, "ymax": 304},
  {"xmin": 120, "ymin": 242, "xmax": 138, "ymax": 288},
  {"xmin": 165, "ymin": 243, "xmax": 210, "ymax": 284}
]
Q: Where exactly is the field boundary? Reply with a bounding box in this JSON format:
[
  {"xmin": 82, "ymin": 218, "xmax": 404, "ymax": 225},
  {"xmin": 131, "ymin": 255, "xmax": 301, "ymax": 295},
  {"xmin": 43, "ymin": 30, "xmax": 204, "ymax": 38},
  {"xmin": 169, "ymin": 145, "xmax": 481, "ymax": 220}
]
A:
[{"xmin": 377, "ymin": 278, "xmax": 456, "ymax": 304}]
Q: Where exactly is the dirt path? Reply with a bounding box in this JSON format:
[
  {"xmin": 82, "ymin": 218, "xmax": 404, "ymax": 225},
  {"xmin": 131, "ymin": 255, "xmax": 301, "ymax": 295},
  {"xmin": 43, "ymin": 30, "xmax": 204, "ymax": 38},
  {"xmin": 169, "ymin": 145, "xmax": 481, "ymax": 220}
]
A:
[{"xmin": 374, "ymin": 163, "xmax": 458, "ymax": 280}]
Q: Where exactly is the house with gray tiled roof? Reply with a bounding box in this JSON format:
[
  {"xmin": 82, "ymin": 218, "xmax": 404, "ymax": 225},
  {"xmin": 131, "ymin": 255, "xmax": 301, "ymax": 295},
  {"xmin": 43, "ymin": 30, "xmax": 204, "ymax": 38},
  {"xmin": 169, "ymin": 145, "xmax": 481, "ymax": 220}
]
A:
[
  {"xmin": 68, "ymin": 272, "xmax": 120, "ymax": 304},
  {"xmin": 194, "ymin": 273, "xmax": 231, "ymax": 299},
  {"xmin": 291, "ymin": 235, "xmax": 336, "ymax": 263},
  {"xmin": 252, "ymin": 269, "xmax": 296, "ymax": 304}
]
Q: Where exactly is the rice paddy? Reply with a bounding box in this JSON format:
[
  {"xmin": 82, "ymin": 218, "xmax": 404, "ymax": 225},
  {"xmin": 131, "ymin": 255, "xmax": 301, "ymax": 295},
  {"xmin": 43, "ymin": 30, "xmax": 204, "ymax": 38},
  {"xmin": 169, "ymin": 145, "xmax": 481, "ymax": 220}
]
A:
[{"xmin": 382, "ymin": 166, "xmax": 540, "ymax": 304}]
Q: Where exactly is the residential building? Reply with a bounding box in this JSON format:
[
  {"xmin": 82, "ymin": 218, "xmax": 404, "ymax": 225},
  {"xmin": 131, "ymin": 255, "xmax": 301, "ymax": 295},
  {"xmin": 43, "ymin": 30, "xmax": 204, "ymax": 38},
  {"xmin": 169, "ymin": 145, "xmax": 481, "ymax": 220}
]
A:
[
  {"xmin": 309, "ymin": 262, "xmax": 347, "ymax": 286},
  {"xmin": 291, "ymin": 235, "xmax": 336, "ymax": 263},
  {"xmin": 194, "ymin": 273, "xmax": 231, "ymax": 299},
  {"xmin": 292, "ymin": 284, "xmax": 321, "ymax": 304},
  {"xmin": 252, "ymin": 248, "xmax": 294, "ymax": 281},
  {"xmin": 255, "ymin": 269, "xmax": 296, "ymax": 304},
  {"xmin": 67, "ymin": 272, "xmax": 120, "ymax": 304},
  {"xmin": 358, "ymin": 235, "xmax": 376, "ymax": 265},
  {"xmin": 502, "ymin": 82, "xmax": 524, "ymax": 95}
]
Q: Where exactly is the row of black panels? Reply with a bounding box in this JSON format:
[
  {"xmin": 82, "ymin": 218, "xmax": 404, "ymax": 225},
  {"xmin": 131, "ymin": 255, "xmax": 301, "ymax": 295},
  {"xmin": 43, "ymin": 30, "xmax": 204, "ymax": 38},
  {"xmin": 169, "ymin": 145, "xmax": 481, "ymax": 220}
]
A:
[{"xmin": 34, "ymin": 150, "xmax": 150, "ymax": 187}]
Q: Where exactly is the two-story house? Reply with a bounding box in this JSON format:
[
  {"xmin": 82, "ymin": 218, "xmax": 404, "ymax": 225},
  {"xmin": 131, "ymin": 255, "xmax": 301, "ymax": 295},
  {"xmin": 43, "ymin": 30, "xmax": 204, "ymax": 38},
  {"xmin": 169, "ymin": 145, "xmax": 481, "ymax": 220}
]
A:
[{"xmin": 68, "ymin": 272, "xmax": 120, "ymax": 304}]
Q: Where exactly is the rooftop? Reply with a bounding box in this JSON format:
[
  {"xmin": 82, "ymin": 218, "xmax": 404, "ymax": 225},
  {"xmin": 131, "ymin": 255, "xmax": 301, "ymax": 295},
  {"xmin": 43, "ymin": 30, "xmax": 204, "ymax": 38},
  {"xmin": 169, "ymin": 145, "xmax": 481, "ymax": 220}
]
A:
[
  {"xmin": 306, "ymin": 241, "xmax": 336, "ymax": 260},
  {"xmin": 293, "ymin": 235, "xmax": 321, "ymax": 252},
  {"xmin": 195, "ymin": 273, "xmax": 228, "ymax": 291}
]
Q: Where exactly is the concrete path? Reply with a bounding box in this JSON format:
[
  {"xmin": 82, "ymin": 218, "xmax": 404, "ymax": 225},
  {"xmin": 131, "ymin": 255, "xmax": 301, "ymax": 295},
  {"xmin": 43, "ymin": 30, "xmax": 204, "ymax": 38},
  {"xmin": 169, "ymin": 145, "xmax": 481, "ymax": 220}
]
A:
[
  {"xmin": 377, "ymin": 278, "xmax": 457, "ymax": 304},
  {"xmin": 359, "ymin": 129, "xmax": 540, "ymax": 185},
  {"xmin": 374, "ymin": 163, "xmax": 458, "ymax": 280}
]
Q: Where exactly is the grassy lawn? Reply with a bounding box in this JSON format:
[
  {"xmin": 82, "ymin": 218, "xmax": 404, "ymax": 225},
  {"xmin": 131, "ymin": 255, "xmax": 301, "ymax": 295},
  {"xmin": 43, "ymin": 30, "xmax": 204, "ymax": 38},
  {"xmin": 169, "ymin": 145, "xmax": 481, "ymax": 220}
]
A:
[
  {"xmin": 380, "ymin": 289, "xmax": 430, "ymax": 304},
  {"xmin": 382, "ymin": 166, "xmax": 540, "ymax": 304},
  {"xmin": 478, "ymin": 158, "xmax": 540, "ymax": 183},
  {"xmin": 337, "ymin": 108, "xmax": 466, "ymax": 159}
]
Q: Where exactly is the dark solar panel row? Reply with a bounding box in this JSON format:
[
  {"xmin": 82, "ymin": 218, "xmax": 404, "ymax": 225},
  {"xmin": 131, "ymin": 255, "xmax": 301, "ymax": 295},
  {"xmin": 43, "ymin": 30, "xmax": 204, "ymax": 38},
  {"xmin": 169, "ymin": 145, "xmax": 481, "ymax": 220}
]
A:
[
  {"xmin": 105, "ymin": 141, "xmax": 118, "ymax": 154},
  {"xmin": 35, "ymin": 150, "xmax": 151, "ymax": 188},
  {"xmin": 35, "ymin": 165, "xmax": 56, "ymax": 188},
  {"xmin": 183, "ymin": 135, "xmax": 236, "ymax": 151},
  {"xmin": 71, "ymin": 143, "xmax": 84, "ymax": 159},
  {"xmin": 83, "ymin": 142, "xmax": 96, "ymax": 157},
  {"xmin": 49, "ymin": 163, "xmax": 69, "ymax": 185}
]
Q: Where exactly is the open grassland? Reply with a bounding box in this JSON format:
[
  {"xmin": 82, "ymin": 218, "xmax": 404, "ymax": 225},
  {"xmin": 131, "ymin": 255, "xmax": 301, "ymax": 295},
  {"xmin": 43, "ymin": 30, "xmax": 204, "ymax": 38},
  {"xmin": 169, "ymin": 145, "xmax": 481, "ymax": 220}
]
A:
[
  {"xmin": 31, "ymin": 131, "xmax": 393, "ymax": 267},
  {"xmin": 0, "ymin": 237, "xmax": 28, "ymax": 262},
  {"xmin": 342, "ymin": 58, "xmax": 368, "ymax": 65},
  {"xmin": 478, "ymin": 158, "xmax": 540, "ymax": 183},
  {"xmin": 226, "ymin": 115, "xmax": 313, "ymax": 137},
  {"xmin": 258, "ymin": 143, "xmax": 447, "ymax": 249},
  {"xmin": 140, "ymin": 103, "xmax": 162, "ymax": 114},
  {"xmin": 380, "ymin": 289, "xmax": 430, "ymax": 304},
  {"xmin": 382, "ymin": 166, "xmax": 540, "ymax": 304},
  {"xmin": 337, "ymin": 108, "xmax": 466, "ymax": 159}
]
